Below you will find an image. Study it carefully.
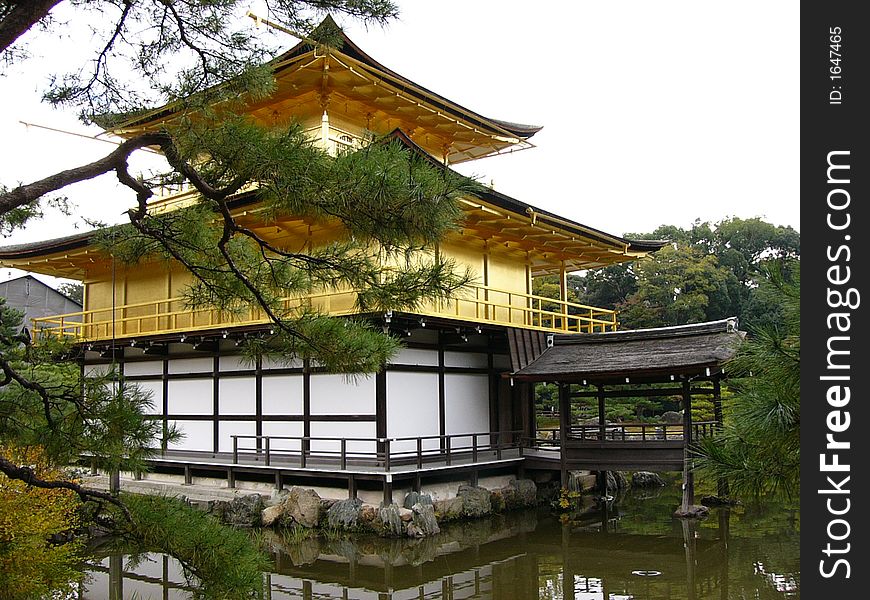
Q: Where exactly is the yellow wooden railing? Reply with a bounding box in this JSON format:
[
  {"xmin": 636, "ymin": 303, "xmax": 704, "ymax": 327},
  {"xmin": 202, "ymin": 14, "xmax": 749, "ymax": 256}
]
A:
[{"xmin": 30, "ymin": 284, "xmax": 617, "ymax": 342}]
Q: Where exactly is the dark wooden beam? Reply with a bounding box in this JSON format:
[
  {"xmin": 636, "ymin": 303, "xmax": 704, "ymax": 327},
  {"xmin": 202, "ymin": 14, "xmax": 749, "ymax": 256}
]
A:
[
  {"xmin": 569, "ymin": 387, "xmax": 717, "ymax": 398},
  {"xmin": 558, "ymin": 382, "xmax": 570, "ymax": 487},
  {"xmin": 597, "ymin": 384, "xmax": 606, "ymax": 441},
  {"xmin": 681, "ymin": 379, "xmax": 695, "ymax": 510}
]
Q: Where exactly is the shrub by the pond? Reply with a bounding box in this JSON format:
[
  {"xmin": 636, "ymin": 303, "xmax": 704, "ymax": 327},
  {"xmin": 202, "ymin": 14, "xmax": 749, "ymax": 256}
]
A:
[{"xmin": 0, "ymin": 446, "xmax": 84, "ymax": 600}]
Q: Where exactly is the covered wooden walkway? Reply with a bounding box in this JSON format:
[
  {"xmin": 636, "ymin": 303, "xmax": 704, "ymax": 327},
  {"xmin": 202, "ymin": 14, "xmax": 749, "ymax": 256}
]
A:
[{"xmin": 508, "ymin": 318, "xmax": 745, "ymax": 501}]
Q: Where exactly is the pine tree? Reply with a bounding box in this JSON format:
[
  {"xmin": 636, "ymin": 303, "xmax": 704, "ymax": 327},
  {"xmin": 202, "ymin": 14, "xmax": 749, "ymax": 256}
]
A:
[{"xmin": 694, "ymin": 262, "xmax": 800, "ymax": 497}]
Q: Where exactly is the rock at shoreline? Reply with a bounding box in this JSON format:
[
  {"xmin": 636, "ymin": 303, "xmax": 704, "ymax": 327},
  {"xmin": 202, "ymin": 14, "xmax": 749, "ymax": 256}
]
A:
[
  {"xmin": 673, "ymin": 504, "xmax": 710, "ymax": 519},
  {"xmin": 603, "ymin": 471, "xmax": 629, "ymax": 492},
  {"xmin": 327, "ymin": 497, "xmax": 363, "ymax": 529},
  {"xmin": 458, "ymin": 485, "xmax": 492, "ymax": 518},
  {"xmin": 278, "ymin": 487, "xmax": 322, "ymax": 528},
  {"xmin": 261, "ymin": 504, "xmax": 283, "ymax": 528},
  {"xmin": 375, "ymin": 504, "xmax": 404, "ymax": 537},
  {"xmin": 211, "ymin": 494, "xmax": 264, "ymax": 527},
  {"xmin": 407, "ymin": 503, "xmax": 440, "ymax": 537},
  {"xmin": 510, "ymin": 479, "xmax": 537, "ymax": 507},
  {"xmin": 433, "ymin": 497, "xmax": 463, "ymax": 521},
  {"xmin": 403, "ymin": 491, "xmax": 433, "ymax": 509},
  {"xmin": 700, "ymin": 495, "xmax": 740, "ymax": 507},
  {"xmin": 631, "ymin": 472, "xmax": 665, "ymax": 488},
  {"xmin": 397, "ymin": 507, "xmax": 413, "ymax": 522}
]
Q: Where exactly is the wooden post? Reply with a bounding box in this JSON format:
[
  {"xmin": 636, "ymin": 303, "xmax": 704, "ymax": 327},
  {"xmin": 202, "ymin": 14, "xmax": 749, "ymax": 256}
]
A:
[
  {"xmin": 559, "ymin": 261, "xmax": 568, "ymax": 330},
  {"xmin": 682, "ymin": 518, "xmax": 698, "ymax": 600},
  {"xmin": 109, "ymin": 553, "xmax": 124, "ymax": 600},
  {"xmin": 712, "ymin": 377, "xmax": 723, "ymax": 427},
  {"xmin": 561, "ymin": 521, "xmax": 575, "ymax": 599},
  {"xmin": 718, "ymin": 508, "xmax": 731, "ymax": 600},
  {"xmin": 712, "ymin": 377, "xmax": 729, "ymax": 497},
  {"xmin": 681, "ymin": 379, "xmax": 695, "ymax": 511},
  {"xmin": 559, "ymin": 382, "xmax": 570, "ymax": 487},
  {"xmin": 383, "ymin": 476, "xmax": 393, "ymax": 506},
  {"xmin": 597, "ymin": 385, "xmax": 606, "ymax": 441}
]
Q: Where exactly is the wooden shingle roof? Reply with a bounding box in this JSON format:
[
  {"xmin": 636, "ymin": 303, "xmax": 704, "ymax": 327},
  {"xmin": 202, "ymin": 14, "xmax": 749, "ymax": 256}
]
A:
[{"xmin": 510, "ymin": 318, "xmax": 745, "ymax": 384}]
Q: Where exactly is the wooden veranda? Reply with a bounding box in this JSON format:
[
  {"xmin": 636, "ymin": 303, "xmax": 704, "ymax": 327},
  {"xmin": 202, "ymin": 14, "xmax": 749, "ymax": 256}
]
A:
[{"xmin": 508, "ymin": 318, "xmax": 745, "ymax": 504}]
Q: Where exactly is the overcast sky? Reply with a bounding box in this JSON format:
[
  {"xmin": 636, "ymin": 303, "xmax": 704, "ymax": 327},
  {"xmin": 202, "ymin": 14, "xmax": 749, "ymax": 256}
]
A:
[{"xmin": 0, "ymin": 0, "xmax": 799, "ymax": 284}]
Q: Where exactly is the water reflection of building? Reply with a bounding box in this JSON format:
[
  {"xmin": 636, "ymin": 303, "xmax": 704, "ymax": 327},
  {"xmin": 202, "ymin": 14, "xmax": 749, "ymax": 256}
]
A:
[{"xmin": 81, "ymin": 500, "xmax": 791, "ymax": 600}]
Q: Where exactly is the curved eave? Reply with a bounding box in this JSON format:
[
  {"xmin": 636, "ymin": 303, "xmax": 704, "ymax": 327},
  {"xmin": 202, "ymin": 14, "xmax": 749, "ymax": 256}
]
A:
[
  {"xmin": 105, "ymin": 17, "xmax": 542, "ymax": 149},
  {"xmin": 510, "ymin": 318, "xmax": 746, "ymax": 384},
  {"xmin": 0, "ymin": 133, "xmax": 659, "ymax": 277},
  {"xmin": 0, "ymin": 231, "xmax": 93, "ymax": 260}
]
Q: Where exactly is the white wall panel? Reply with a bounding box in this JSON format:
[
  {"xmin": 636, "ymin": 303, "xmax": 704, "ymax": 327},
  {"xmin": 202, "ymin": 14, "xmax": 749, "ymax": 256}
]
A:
[
  {"xmin": 309, "ymin": 421, "xmax": 376, "ymax": 455},
  {"xmin": 132, "ymin": 380, "xmax": 163, "ymax": 415},
  {"xmin": 168, "ymin": 357, "xmax": 213, "ymax": 374},
  {"xmin": 389, "ymin": 347, "xmax": 439, "ymax": 367},
  {"xmin": 386, "ymin": 372, "xmax": 440, "ymax": 453},
  {"xmin": 218, "ymin": 377, "xmax": 256, "ymax": 415},
  {"xmin": 168, "ymin": 420, "xmax": 212, "ymax": 451},
  {"xmin": 444, "ymin": 373, "xmax": 490, "ymax": 445},
  {"xmin": 262, "ymin": 356, "xmax": 303, "ymax": 370},
  {"xmin": 218, "ymin": 421, "xmax": 256, "ymax": 453},
  {"xmin": 84, "ymin": 364, "xmax": 112, "ymax": 377},
  {"xmin": 167, "ymin": 379, "xmax": 212, "ymax": 414},
  {"xmin": 261, "ymin": 421, "xmax": 304, "ymax": 451},
  {"xmin": 309, "ymin": 374, "xmax": 375, "ymax": 415},
  {"xmin": 124, "ymin": 361, "xmax": 164, "ymax": 376},
  {"xmin": 444, "ymin": 351, "xmax": 488, "ymax": 368},
  {"xmin": 219, "ymin": 355, "xmax": 253, "ymax": 371},
  {"xmin": 262, "ymin": 375, "xmax": 304, "ymax": 415}
]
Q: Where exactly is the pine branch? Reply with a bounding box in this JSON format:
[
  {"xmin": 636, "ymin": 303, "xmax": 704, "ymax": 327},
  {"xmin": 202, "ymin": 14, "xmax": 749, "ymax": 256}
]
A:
[{"xmin": 0, "ymin": 454, "xmax": 132, "ymax": 521}]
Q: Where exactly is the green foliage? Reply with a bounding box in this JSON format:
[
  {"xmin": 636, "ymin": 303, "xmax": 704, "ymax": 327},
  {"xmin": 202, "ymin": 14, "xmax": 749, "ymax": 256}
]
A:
[
  {"xmin": 563, "ymin": 217, "xmax": 800, "ymax": 331},
  {"xmin": 574, "ymin": 264, "xmax": 637, "ymax": 309},
  {"xmin": 618, "ymin": 217, "xmax": 800, "ymax": 330},
  {"xmin": 4, "ymin": 1, "xmax": 400, "ymax": 122},
  {"xmin": 0, "ymin": 298, "xmax": 177, "ymax": 472},
  {"xmin": 0, "ymin": 190, "xmax": 70, "ymax": 237},
  {"xmin": 56, "ymin": 282, "xmax": 84, "ymax": 304},
  {"xmin": 618, "ymin": 243, "xmax": 729, "ymax": 328},
  {"xmin": 0, "ymin": 445, "xmax": 84, "ymax": 600},
  {"xmin": 117, "ymin": 494, "xmax": 270, "ymax": 599},
  {"xmin": 695, "ymin": 262, "xmax": 800, "ymax": 498}
]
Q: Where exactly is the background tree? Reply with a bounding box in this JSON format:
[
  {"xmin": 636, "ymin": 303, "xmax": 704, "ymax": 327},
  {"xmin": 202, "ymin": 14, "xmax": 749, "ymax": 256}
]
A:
[
  {"xmin": 694, "ymin": 262, "xmax": 800, "ymax": 497},
  {"xmin": 619, "ymin": 217, "xmax": 799, "ymax": 329},
  {"xmin": 560, "ymin": 217, "xmax": 800, "ymax": 330},
  {"xmin": 56, "ymin": 282, "xmax": 83, "ymax": 304}
]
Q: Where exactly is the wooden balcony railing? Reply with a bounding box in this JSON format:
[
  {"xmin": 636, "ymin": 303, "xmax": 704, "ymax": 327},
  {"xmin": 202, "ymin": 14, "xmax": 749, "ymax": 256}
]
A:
[
  {"xmin": 530, "ymin": 421, "xmax": 721, "ymax": 448},
  {"xmin": 227, "ymin": 430, "xmax": 525, "ymax": 473},
  {"xmin": 30, "ymin": 283, "xmax": 617, "ymax": 342}
]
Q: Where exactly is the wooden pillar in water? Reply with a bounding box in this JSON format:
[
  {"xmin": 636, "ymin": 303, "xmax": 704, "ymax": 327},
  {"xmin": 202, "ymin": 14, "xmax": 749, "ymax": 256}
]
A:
[
  {"xmin": 109, "ymin": 553, "xmax": 124, "ymax": 600},
  {"xmin": 559, "ymin": 382, "xmax": 570, "ymax": 487},
  {"xmin": 561, "ymin": 521, "xmax": 575, "ymax": 599},
  {"xmin": 681, "ymin": 518, "xmax": 698, "ymax": 600},
  {"xmin": 718, "ymin": 508, "xmax": 731, "ymax": 600},
  {"xmin": 681, "ymin": 379, "xmax": 695, "ymax": 511}
]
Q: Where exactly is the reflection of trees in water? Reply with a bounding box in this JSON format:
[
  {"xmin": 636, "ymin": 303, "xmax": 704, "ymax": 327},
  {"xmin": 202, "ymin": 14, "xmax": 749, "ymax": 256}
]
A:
[{"xmin": 82, "ymin": 484, "xmax": 799, "ymax": 599}]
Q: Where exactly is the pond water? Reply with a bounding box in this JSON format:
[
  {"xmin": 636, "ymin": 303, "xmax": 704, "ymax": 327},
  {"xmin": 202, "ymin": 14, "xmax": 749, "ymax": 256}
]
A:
[{"xmin": 80, "ymin": 484, "xmax": 799, "ymax": 599}]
